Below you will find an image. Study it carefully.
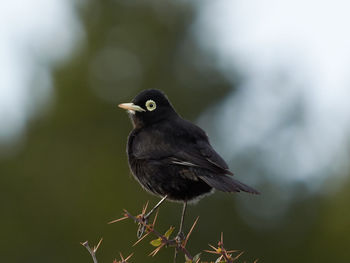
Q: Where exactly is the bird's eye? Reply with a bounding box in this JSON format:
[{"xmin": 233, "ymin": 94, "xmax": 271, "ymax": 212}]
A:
[{"xmin": 145, "ymin": 100, "xmax": 156, "ymax": 111}]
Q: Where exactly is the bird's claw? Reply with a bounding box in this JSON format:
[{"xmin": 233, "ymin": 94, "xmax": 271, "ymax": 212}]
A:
[
  {"xmin": 174, "ymin": 231, "xmax": 185, "ymax": 243},
  {"xmin": 137, "ymin": 215, "xmax": 149, "ymax": 239},
  {"xmin": 173, "ymin": 232, "xmax": 185, "ymax": 263}
]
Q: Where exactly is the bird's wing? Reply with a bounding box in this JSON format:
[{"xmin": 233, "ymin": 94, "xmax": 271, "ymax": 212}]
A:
[
  {"xmin": 130, "ymin": 123, "xmax": 259, "ymax": 194},
  {"xmin": 169, "ymin": 141, "xmax": 233, "ymax": 175},
  {"xmin": 173, "ymin": 118, "xmax": 233, "ymax": 175},
  {"xmin": 130, "ymin": 120, "xmax": 232, "ymax": 175}
]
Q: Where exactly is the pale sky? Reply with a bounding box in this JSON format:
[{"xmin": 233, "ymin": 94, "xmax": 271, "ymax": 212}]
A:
[
  {"xmin": 0, "ymin": 0, "xmax": 83, "ymax": 148},
  {"xmin": 193, "ymin": 0, "xmax": 350, "ymax": 224},
  {"xmin": 195, "ymin": 0, "xmax": 350, "ymax": 185}
]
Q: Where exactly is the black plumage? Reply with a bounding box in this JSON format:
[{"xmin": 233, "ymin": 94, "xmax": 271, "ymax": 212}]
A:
[
  {"xmin": 118, "ymin": 89, "xmax": 259, "ymax": 242},
  {"xmin": 119, "ymin": 89, "xmax": 259, "ymax": 202}
]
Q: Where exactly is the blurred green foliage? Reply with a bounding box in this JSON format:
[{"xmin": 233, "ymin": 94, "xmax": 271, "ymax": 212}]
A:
[{"xmin": 0, "ymin": 0, "xmax": 350, "ymax": 263}]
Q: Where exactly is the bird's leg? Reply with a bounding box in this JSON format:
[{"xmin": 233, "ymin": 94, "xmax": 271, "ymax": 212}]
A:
[
  {"xmin": 145, "ymin": 195, "xmax": 168, "ymax": 219},
  {"xmin": 174, "ymin": 201, "xmax": 187, "ymax": 262},
  {"xmin": 137, "ymin": 195, "xmax": 167, "ymax": 239},
  {"xmin": 176, "ymin": 201, "xmax": 187, "ymax": 241}
]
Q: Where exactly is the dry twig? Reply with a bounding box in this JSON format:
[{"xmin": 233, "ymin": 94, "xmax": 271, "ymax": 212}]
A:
[{"xmin": 81, "ymin": 238, "xmax": 103, "ymax": 263}]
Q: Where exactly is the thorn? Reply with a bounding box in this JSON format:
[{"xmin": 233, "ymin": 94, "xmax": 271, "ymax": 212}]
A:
[
  {"xmin": 108, "ymin": 216, "xmax": 128, "ymax": 224},
  {"xmin": 220, "ymin": 232, "xmax": 224, "ymax": 245},
  {"xmin": 217, "ymin": 255, "xmax": 224, "ymax": 261},
  {"xmin": 142, "ymin": 201, "xmax": 149, "ymax": 215},
  {"xmin": 204, "ymin": 249, "xmax": 220, "ymax": 255},
  {"xmin": 233, "ymin": 251, "xmax": 244, "ymax": 261},
  {"xmin": 93, "ymin": 238, "xmax": 103, "ymax": 253},
  {"xmin": 133, "ymin": 231, "xmax": 151, "ymax": 246},
  {"xmin": 152, "ymin": 209, "xmax": 159, "ymax": 226},
  {"xmin": 149, "ymin": 243, "xmax": 164, "ymax": 257},
  {"xmin": 80, "ymin": 241, "xmax": 89, "ymax": 247},
  {"xmin": 184, "ymin": 216, "xmax": 199, "ymax": 247},
  {"xmin": 226, "ymin": 250, "xmax": 239, "ymax": 253},
  {"xmin": 208, "ymin": 244, "xmax": 218, "ymax": 251},
  {"xmin": 124, "ymin": 253, "xmax": 134, "ymax": 261}
]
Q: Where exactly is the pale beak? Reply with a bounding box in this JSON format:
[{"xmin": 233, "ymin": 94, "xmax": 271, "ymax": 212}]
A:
[{"xmin": 118, "ymin": 103, "xmax": 145, "ymax": 113}]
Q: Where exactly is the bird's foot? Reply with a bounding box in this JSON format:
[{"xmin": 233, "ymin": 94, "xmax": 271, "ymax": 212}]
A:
[
  {"xmin": 173, "ymin": 232, "xmax": 184, "ymax": 263},
  {"xmin": 137, "ymin": 215, "xmax": 149, "ymax": 239},
  {"xmin": 174, "ymin": 231, "xmax": 185, "ymax": 244}
]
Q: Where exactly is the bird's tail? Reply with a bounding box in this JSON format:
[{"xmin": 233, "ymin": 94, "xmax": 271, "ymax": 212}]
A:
[{"xmin": 200, "ymin": 175, "xmax": 260, "ymax": 194}]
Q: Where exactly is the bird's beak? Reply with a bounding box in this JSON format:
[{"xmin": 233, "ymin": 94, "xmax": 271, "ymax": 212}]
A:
[{"xmin": 118, "ymin": 103, "xmax": 145, "ymax": 113}]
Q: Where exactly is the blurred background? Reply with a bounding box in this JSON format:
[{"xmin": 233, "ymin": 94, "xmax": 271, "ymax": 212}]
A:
[{"xmin": 1, "ymin": 0, "xmax": 350, "ymax": 262}]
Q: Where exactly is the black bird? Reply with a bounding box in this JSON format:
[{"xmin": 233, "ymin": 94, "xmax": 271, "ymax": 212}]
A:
[{"xmin": 119, "ymin": 89, "xmax": 259, "ymax": 240}]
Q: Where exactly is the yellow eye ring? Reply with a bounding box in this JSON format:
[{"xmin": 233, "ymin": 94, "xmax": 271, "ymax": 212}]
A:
[{"xmin": 145, "ymin": 100, "xmax": 156, "ymax": 111}]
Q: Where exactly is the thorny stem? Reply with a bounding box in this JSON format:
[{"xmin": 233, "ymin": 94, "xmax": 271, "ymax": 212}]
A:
[
  {"xmin": 81, "ymin": 240, "xmax": 102, "ymax": 263},
  {"xmin": 124, "ymin": 210, "xmax": 194, "ymax": 261},
  {"xmin": 107, "ymin": 206, "xmax": 257, "ymax": 263}
]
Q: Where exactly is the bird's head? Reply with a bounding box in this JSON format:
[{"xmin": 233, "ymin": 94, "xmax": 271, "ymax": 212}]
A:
[{"xmin": 118, "ymin": 89, "xmax": 177, "ymax": 128}]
